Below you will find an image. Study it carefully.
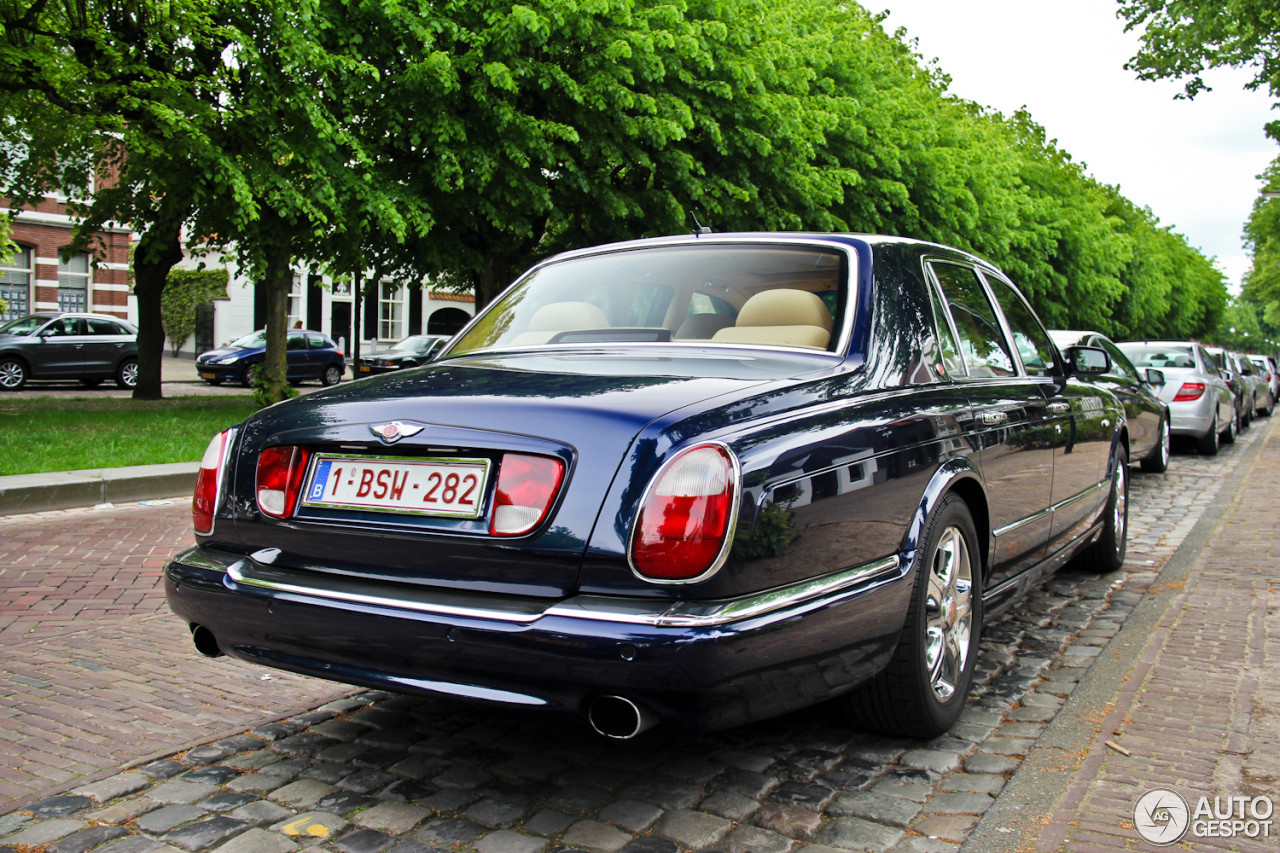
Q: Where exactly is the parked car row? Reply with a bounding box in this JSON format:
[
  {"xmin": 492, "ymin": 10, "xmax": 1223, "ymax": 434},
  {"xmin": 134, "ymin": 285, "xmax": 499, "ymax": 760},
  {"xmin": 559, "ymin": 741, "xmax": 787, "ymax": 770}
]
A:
[{"xmin": 166, "ymin": 233, "xmax": 1264, "ymax": 742}]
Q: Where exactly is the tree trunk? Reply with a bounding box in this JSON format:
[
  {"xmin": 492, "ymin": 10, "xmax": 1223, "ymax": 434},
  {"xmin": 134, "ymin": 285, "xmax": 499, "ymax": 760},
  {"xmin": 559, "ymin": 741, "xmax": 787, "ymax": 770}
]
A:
[
  {"xmin": 131, "ymin": 212, "xmax": 185, "ymax": 400},
  {"xmin": 261, "ymin": 227, "xmax": 295, "ymax": 404}
]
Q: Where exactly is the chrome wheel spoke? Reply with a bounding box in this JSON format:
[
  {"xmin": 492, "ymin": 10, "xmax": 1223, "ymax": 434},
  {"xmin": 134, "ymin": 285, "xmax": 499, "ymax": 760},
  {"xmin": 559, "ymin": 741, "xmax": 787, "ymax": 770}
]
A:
[{"xmin": 924, "ymin": 525, "xmax": 972, "ymax": 701}]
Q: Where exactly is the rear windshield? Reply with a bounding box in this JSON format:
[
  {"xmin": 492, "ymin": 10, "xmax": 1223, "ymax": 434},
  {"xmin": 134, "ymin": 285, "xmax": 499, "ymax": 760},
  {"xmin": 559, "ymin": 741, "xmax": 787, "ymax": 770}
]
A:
[
  {"xmin": 1121, "ymin": 344, "xmax": 1197, "ymax": 370},
  {"xmin": 450, "ymin": 244, "xmax": 848, "ymax": 356}
]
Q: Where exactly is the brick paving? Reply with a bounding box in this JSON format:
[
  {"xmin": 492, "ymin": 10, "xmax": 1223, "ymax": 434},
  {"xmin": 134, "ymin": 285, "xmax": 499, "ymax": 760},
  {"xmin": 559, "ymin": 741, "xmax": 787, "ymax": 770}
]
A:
[
  {"xmin": 0, "ymin": 502, "xmax": 350, "ymax": 810},
  {"xmin": 1032, "ymin": 417, "xmax": 1280, "ymax": 852},
  {"xmin": 0, "ymin": 418, "xmax": 1271, "ymax": 853}
]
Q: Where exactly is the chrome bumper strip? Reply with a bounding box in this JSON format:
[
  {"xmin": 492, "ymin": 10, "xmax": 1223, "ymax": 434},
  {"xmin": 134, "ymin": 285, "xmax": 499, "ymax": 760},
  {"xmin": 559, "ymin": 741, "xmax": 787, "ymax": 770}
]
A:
[{"xmin": 183, "ymin": 548, "xmax": 902, "ymax": 630}]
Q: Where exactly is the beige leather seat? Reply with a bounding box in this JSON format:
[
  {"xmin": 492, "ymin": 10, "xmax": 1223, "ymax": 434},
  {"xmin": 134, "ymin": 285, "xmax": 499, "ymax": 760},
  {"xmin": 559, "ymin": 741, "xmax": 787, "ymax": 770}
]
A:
[
  {"xmin": 510, "ymin": 301, "xmax": 610, "ymax": 345},
  {"xmin": 711, "ymin": 290, "xmax": 833, "ymax": 349}
]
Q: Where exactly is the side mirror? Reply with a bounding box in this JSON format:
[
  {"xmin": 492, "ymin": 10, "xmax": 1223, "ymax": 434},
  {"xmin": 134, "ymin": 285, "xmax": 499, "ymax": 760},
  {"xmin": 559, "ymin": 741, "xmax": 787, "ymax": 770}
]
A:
[
  {"xmin": 1144, "ymin": 368, "xmax": 1166, "ymax": 386},
  {"xmin": 1065, "ymin": 345, "xmax": 1110, "ymax": 376}
]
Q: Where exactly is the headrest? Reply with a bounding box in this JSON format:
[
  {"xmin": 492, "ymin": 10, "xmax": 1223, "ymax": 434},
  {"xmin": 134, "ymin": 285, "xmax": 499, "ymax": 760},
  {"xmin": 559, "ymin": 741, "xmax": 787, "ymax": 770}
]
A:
[
  {"xmin": 526, "ymin": 301, "xmax": 610, "ymax": 332},
  {"xmin": 736, "ymin": 290, "xmax": 833, "ymax": 332}
]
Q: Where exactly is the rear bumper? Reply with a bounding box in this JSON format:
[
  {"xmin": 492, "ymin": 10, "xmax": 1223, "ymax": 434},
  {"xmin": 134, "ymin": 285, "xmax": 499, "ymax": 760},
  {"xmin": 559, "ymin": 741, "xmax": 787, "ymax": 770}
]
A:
[
  {"xmin": 1167, "ymin": 398, "xmax": 1215, "ymax": 438},
  {"xmin": 165, "ymin": 546, "xmax": 913, "ymax": 730}
]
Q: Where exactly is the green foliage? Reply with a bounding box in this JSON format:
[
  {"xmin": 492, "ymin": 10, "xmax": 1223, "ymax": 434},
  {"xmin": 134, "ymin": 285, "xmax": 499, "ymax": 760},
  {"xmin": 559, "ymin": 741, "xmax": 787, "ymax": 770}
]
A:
[
  {"xmin": 161, "ymin": 268, "xmax": 229, "ymax": 355},
  {"xmin": 1, "ymin": 0, "xmax": 1229, "ymax": 351},
  {"xmin": 1119, "ymin": 0, "xmax": 1280, "ymax": 124}
]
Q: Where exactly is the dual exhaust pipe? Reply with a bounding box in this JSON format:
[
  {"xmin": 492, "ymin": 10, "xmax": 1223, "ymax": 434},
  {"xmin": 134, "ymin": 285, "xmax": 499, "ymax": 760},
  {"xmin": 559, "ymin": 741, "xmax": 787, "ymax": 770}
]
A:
[{"xmin": 188, "ymin": 627, "xmax": 657, "ymax": 739}]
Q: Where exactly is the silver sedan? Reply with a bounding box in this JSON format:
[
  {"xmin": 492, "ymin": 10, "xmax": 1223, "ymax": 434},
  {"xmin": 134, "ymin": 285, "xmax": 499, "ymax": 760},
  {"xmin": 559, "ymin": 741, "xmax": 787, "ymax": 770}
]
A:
[{"xmin": 1118, "ymin": 341, "xmax": 1236, "ymax": 456}]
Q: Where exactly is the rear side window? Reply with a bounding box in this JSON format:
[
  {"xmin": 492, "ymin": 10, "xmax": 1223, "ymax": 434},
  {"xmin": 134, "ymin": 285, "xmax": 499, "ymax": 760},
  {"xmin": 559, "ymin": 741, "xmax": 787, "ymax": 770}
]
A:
[
  {"xmin": 306, "ymin": 333, "xmax": 328, "ymax": 349},
  {"xmin": 929, "ymin": 262, "xmax": 1015, "ymax": 378},
  {"xmin": 85, "ymin": 318, "xmax": 127, "ymax": 335},
  {"xmin": 984, "ymin": 275, "xmax": 1056, "ymax": 377}
]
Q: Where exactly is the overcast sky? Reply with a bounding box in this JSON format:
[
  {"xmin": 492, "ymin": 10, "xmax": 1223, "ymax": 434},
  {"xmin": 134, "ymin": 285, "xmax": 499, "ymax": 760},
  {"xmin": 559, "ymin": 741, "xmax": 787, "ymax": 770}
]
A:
[{"xmin": 878, "ymin": 0, "xmax": 1277, "ymax": 293}]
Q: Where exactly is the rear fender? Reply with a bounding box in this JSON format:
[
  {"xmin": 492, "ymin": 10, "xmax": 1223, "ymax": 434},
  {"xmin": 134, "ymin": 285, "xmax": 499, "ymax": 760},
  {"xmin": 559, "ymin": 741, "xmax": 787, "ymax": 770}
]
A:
[{"xmin": 901, "ymin": 459, "xmax": 989, "ymax": 580}]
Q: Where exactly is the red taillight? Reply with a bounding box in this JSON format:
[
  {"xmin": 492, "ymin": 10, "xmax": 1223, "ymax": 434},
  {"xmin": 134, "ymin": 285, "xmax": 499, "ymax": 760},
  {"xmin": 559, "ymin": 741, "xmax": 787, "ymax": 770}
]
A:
[
  {"xmin": 490, "ymin": 453, "xmax": 565, "ymax": 536},
  {"xmin": 256, "ymin": 445, "xmax": 311, "ymax": 519},
  {"xmin": 193, "ymin": 430, "xmax": 230, "ymax": 535},
  {"xmin": 631, "ymin": 445, "xmax": 737, "ymax": 582},
  {"xmin": 1173, "ymin": 382, "xmax": 1206, "ymax": 402}
]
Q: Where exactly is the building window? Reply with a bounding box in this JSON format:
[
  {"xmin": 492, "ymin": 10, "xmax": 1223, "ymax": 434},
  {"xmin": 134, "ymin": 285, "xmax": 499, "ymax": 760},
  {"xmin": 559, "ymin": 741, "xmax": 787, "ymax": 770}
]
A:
[
  {"xmin": 0, "ymin": 245, "xmax": 33, "ymax": 321},
  {"xmin": 379, "ymin": 281, "xmax": 403, "ymax": 340},
  {"xmin": 288, "ymin": 273, "xmax": 303, "ymax": 329},
  {"xmin": 57, "ymin": 251, "xmax": 90, "ymax": 313}
]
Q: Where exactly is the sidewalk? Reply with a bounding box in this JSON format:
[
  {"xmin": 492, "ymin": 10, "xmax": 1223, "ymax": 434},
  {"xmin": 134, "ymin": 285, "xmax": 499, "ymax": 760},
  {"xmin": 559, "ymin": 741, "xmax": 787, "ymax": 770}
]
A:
[{"xmin": 967, "ymin": 414, "xmax": 1279, "ymax": 851}]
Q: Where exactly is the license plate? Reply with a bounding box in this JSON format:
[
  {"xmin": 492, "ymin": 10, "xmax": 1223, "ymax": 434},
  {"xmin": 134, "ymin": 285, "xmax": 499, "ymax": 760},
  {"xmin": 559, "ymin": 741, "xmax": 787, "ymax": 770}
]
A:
[
  {"xmin": 359, "ymin": 365, "xmax": 371, "ymax": 372},
  {"xmin": 201, "ymin": 372, "xmax": 216, "ymax": 379},
  {"xmin": 302, "ymin": 455, "xmax": 489, "ymax": 517}
]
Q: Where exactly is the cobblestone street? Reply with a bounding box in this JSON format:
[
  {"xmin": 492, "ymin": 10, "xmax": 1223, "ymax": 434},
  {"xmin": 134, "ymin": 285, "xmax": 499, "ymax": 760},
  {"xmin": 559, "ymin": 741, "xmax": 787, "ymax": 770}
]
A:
[{"xmin": 0, "ymin": 418, "xmax": 1273, "ymax": 853}]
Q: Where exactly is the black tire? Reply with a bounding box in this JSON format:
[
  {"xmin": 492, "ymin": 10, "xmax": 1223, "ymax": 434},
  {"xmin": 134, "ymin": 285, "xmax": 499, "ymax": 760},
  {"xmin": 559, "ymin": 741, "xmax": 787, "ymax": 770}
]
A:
[
  {"xmin": 241, "ymin": 364, "xmax": 261, "ymax": 388},
  {"xmin": 80, "ymin": 378, "xmax": 103, "ymax": 389},
  {"xmin": 1140, "ymin": 416, "xmax": 1170, "ymax": 474},
  {"xmin": 0, "ymin": 357, "xmax": 27, "ymax": 391},
  {"xmin": 115, "ymin": 358, "xmax": 138, "ymax": 390},
  {"xmin": 1222, "ymin": 404, "xmax": 1238, "ymax": 445},
  {"xmin": 842, "ymin": 493, "xmax": 982, "ymax": 737},
  {"xmin": 1074, "ymin": 445, "xmax": 1129, "ymax": 573},
  {"xmin": 321, "ymin": 364, "xmax": 342, "ymax": 386}
]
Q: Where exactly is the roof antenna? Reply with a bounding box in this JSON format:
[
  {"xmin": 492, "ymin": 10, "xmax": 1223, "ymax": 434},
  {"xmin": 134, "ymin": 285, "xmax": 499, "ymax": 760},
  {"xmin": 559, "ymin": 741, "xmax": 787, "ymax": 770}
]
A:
[{"xmin": 690, "ymin": 213, "xmax": 712, "ymax": 237}]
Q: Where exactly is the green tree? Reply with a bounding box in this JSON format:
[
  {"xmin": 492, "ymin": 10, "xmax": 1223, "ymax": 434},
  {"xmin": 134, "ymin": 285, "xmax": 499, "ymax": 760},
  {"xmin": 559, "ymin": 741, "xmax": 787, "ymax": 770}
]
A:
[{"xmin": 1119, "ymin": 0, "xmax": 1280, "ymax": 116}]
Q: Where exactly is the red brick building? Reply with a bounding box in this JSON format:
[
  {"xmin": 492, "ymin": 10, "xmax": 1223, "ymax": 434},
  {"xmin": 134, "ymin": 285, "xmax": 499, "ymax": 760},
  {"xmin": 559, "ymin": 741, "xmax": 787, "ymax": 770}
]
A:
[{"xmin": 1, "ymin": 194, "xmax": 132, "ymax": 322}]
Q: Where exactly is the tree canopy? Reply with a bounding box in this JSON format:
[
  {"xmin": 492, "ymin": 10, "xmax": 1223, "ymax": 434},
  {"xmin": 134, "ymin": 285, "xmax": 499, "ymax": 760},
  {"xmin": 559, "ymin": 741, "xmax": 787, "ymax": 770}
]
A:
[{"xmin": 3, "ymin": 0, "xmax": 1230, "ymax": 383}]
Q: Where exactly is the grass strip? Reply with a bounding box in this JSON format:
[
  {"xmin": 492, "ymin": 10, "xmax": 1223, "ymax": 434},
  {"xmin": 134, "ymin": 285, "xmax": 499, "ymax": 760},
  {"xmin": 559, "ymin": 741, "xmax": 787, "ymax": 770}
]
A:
[{"xmin": 0, "ymin": 397, "xmax": 260, "ymax": 476}]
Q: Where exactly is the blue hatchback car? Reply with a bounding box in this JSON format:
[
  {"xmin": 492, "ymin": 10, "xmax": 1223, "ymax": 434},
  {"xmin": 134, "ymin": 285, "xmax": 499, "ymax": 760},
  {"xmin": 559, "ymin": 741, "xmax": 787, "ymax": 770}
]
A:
[
  {"xmin": 168, "ymin": 233, "xmax": 1131, "ymax": 740},
  {"xmin": 196, "ymin": 329, "xmax": 345, "ymax": 387}
]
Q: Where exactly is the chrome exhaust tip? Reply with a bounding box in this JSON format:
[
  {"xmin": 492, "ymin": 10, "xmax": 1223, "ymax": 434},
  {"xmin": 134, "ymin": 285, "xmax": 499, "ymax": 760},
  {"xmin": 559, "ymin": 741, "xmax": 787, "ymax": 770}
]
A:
[
  {"xmin": 191, "ymin": 624, "xmax": 224, "ymax": 658},
  {"xmin": 587, "ymin": 695, "xmax": 659, "ymax": 739}
]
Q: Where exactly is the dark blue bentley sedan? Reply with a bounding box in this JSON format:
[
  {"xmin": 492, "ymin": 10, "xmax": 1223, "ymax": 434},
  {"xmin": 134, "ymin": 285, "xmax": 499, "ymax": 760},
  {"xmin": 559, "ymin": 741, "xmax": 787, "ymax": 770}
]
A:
[{"xmin": 166, "ymin": 234, "xmax": 1129, "ymax": 739}]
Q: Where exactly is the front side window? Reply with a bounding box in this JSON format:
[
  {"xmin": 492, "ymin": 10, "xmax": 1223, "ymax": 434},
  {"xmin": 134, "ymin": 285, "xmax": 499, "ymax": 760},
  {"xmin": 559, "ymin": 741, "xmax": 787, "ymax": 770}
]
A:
[
  {"xmin": 0, "ymin": 246, "xmax": 32, "ymax": 321},
  {"xmin": 929, "ymin": 262, "xmax": 1015, "ymax": 378},
  {"xmin": 451, "ymin": 244, "xmax": 847, "ymax": 355},
  {"xmin": 58, "ymin": 251, "xmax": 90, "ymax": 313},
  {"xmin": 984, "ymin": 274, "xmax": 1056, "ymax": 377}
]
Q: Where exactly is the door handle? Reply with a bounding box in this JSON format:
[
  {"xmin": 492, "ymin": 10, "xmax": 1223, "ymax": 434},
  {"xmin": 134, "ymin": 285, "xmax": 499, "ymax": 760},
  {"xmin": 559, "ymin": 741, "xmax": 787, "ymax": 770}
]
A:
[
  {"xmin": 1047, "ymin": 402, "xmax": 1070, "ymax": 414},
  {"xmin": 980, "ymin": 411, "xmax": 1008, "ymax": 426}
]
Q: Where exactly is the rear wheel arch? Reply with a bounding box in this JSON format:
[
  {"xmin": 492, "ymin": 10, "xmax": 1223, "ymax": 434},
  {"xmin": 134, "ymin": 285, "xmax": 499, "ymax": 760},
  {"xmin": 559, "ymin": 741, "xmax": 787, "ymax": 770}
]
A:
[{"xmin": 904, "ymin": 461, "xmax": 990, "ymax": 583}]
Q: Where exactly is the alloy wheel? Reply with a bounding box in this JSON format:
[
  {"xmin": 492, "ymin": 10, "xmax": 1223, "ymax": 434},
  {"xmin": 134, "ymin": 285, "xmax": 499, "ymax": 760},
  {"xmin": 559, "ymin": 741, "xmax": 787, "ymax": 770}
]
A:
[{"xmin": 924, "ymin": 526, "xmax": 974, "ymax": 702}]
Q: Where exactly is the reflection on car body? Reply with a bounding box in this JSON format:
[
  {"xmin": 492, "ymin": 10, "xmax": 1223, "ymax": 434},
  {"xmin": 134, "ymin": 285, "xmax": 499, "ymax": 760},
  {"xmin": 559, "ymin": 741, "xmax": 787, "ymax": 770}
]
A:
[{"xmin": 167, "ymin": 234, "xmax": 1130, "ymax": 739}]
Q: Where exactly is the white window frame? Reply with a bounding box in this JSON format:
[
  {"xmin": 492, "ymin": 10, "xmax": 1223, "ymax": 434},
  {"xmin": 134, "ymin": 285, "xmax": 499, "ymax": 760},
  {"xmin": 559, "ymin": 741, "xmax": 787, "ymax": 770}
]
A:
[
  {"xmin": 0, "ymin": 245, "xmax": 33, "ymax": 321},
  {"xmin": 57, "ymin": 250, "xmax": 91, "ymax": 313},
  {"xmin": 379, "ymin": 281, "xmax": 403, "ymax": 341},
  {"xmin": 288, "ymin": 273, "xmax": 303, "ymax": 329}
]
